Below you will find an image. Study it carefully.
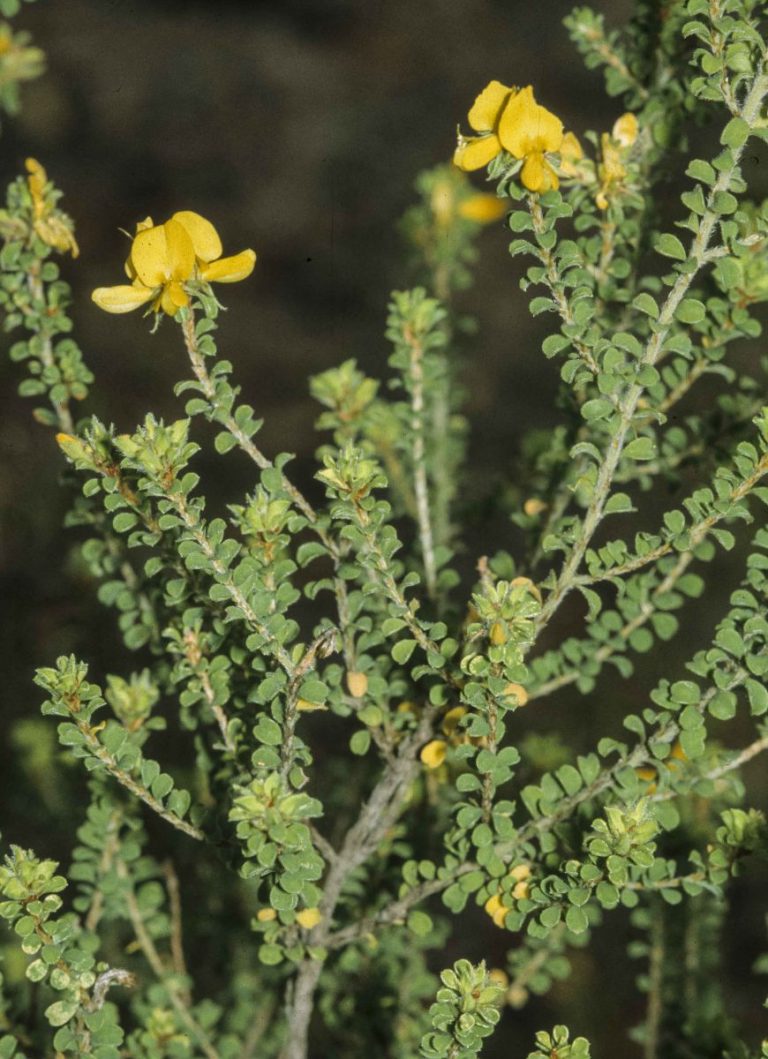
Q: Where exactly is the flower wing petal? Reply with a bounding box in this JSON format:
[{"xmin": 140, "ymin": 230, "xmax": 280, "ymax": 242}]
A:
[
  {"xmin": 200, "ymin": 248, "xmax": 256, "ymax": 283},
  {"xmin": 453, "ymin": 134, "xmax": 501, "ymax": 172},
  {"xmin": 467, "ymin": 80, "xmax": 514, "ymax": 132},
  {"xmin": 172, "ymin": 210, "xmax": 223, "ymax": 263},
  {"xmin": 91, "ymin": 283, "xmax": 155, "ymax": 314}
]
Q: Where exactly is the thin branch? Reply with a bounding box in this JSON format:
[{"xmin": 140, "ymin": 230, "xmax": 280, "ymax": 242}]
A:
[
  {"xmin": 162, "ymin": 859, "xmax": 191, "ymax": 1003},
  {"xmin": 530, "ymin": 63, "xmax": 768, "ymax": 644},
  {"xmin": 279, "ymin": 707, "xmax": 437, "ymax": 1059},
  {"xmin": 117, "ymin": 860, "xmax": 219, "ymax": 1059},
  {"xmin": 405, "ymin": 323, "xmax": 438, "ymax": 599},
  {"xmin": 644, "ymin": 901, "xmax": 664, "ymax": 1059}
]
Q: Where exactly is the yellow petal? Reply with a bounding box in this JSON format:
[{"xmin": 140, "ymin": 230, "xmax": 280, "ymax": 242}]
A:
[
  {"xmin": 130, "ymin": 224, "xmax": 172, "ymax": 287},
  {"xmin": 91, "ymin": 283, "xmax": 155, "ymax": 314},
  {"xmin": 257, "ymin": 907, "xmax": 277, "ymax": 922},
  {"xmin": 498, "ymin": 85, "xmax": 563, "ymax": 159},
  {"xmin": 200, "ymin": 248, "xmax": 256, "ymax": 283},
  {"xmin": 172, "ymin": 210, "xmax": 223, "ymax": 263},
  {"xmin": 25, "ymin": 157, "xmax": 47, "ymax": 216},
  {"xmin": 441, "ymin": 706, "xmax": 466, "ymax": 737},
  {"xmin": 520, "ymin": 152, "xmax": 559, "ymax": 193},
  {"xmin": 458, "ymin": 193, "xmax": 506, "ymax": 224},
  {"xmin": 558, "ymin": 131, "xmax": 585, "ymax": 177},
  {"xmin": 612, "ymin": 112, "xmax": 638, "ymax": 147},
  {"xmin": 160, "ymin": 281, "xmax": 190, "ymax": 316},
  {"xmin": 420, "ymin": 739, "xmax": 447, "ymax": 769},
  {"xmin": 162, "ymin": 218, "xmax": 196, "ymax": 282},
  {"xmin": 484, "ymin": 894, "xmax": 507, "ymax": 928},
  {"xmin": 523, "ymin": 497, "xmax": 547, "ymax": 516},
  {"xmin": 467, "ymin": 80, "xmax": 515, "ymax": 133},
  {"xmin": 453, "ymin": 134, "xmax": 501, "ymax": 172},
  {"xmin": 296, "ymin": 907, "xmax": 322, "ymax": 930},
  {"xmin": 430, "ymin": 178, "xmax": 455, "ymax": 228}
]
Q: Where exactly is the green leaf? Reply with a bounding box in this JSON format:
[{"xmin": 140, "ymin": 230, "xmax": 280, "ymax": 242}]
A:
[
  {"xmin": 565, "ymin": 906, "xmax": 589, "ymax": 934},
  {"xmin": 721, "ymin": 117, "xmax": 750, "ymax": 149},
  {"xmin": 675, "ymin": 299, "xmax": 705, "ymax": 324},
  {"xmin": 604, "ymin": 492, "xmax": 634, "ymax": 515},
  {"xmin": 391, "ymin": 639, "xmax": 418, "ymax": 665},
  {"xmin": 632, "ymin": 292, "xmax": 659, "ymax": 318},
  {"xmin": 623, "ymin": 437, "xmax": 656, "ymax": 461},
  {"xmin": 655, "ymin": 234, "xmax": 686, "ymax": 260},
  {"xmin": 259, "ymin": 944, "xmax": 284, "ymax": 966},
  {"xmin": 45, "ymin": 1000, "xmax": 78, "ymax": 1027},
  {"xmin": 350, "ymin": 730, "xmax": 371, "ymax": 755},
  {"xmin": 407, "ymin": 910, "xmax": 433, "ymax": 937},
  {"xmin": 582, "ymin": 398, "xmax": 614, "ymax": 422}
]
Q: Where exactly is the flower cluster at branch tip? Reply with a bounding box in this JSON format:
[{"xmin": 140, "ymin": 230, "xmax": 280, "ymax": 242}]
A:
[
  {"xmin": 454, "ymin": 81, "xmax": 565, "ymax": 193},
  {"xmin": 484, "ymin": 864, "xmax": 531, "ymax": 927},
  {"xmin": 25, "ymin": 158, "xmax": 79, "ymax": 258},
  {"xmin": 91, "ymin": 210, "xmax": 256, "ymax": 316}
]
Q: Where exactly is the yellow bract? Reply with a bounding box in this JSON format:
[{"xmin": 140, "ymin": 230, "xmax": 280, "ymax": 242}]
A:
[
  {"xmin": 92, "ymin": 210, "xmax": 256, "ymax": 317},
  {"xmin": 454, "ymin": 82, "xmax": 564, "ymax": 193}
]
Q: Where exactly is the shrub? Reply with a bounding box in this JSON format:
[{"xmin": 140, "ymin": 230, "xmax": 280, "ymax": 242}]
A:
[{"xmin": 2, "ymin": 1, "xmax": 768, "ymax": 1056}]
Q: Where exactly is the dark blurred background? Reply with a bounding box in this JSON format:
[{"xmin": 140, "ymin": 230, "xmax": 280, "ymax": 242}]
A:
[{"xmin": 1, "ymin": 0, "xmax": 767, "ymax": 1054}]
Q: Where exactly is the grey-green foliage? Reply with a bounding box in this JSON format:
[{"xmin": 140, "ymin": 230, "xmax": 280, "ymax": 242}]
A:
[
  {"xmin": 2, "ymin": 1, "xmax": 768, "ymax": 1058},
  {"xmin": 419, "ymin": 960, "xmax": 504, "ymax": 1059}
]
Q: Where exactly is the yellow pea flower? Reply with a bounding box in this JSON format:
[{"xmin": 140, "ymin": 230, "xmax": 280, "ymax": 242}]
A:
[
  {"xmin": 595, "ymin": 114, "xmax": 638, "ymax": 209},
  {"xmin": 454, "ymin": 83, "xmax": 563, "ymax": 194},
  {"xmin": 484, "ymin": 893, "xmax": 508, "ymax": 928},
  {"xmin": 558, "ymin": 131, "xmax": 587, "ymax": 180},
  {"xmin": 25, "ymin": 158, "xmax": 79, "ymax": 258},
  {"xmin": 92, "ymin": 210, "xmax": 256, "ymax": 316},
  {"xmin": 498, "ymin": 85, "xmax": 563, "ymax": 192},
  {"xmin": 457, "ymin": 193, "xmax": 507, "ymax": 224},
  {"xmin": 454, "ymin": 80, "xmax": 517, "ymax": 172},
  {"xmin": 523, "ymin": 497, "xmax": 547, "ymax": 517},
  {"xmin": 296, "ymin": 907, "xmax": 322, "ymax": 930},
  {"xmin": 612, "ymin": 112, "xmax": 638, "ymax": 147},
  {"xmin": 420, "ymin": 739, "xmax": 447, "ymax": 769},
  {"xmin": 346, "ymin": 671, "xmax": 368, "ymax": 698},
  {"xmin": 256, "ymin": 907, "xmax": 277, "ymax": 922},
  {"xmin": 296, "ymin": 698, "xmax": 328, "ymax": 712},
  {"xmin": 502, "ymin": 682, "xmax": 529, "ymax": 708},
  {"xmin": 441, "ymin": 706, "xmax": 467, "ymax": 737}
]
